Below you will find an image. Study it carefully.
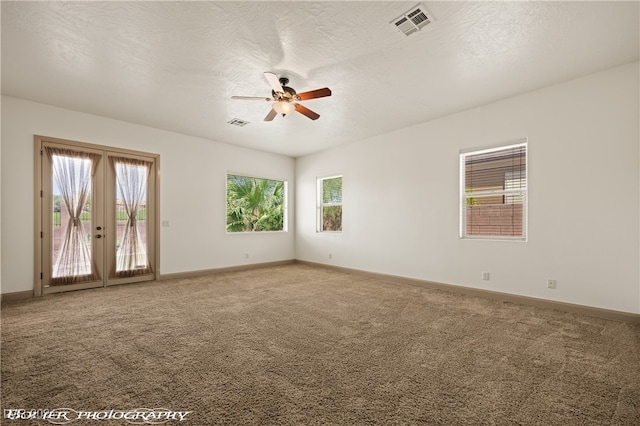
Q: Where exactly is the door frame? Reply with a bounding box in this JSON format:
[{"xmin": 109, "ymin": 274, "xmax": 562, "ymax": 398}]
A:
[{"xmin": 34, "ymin": 135, "xmax": 161, "ymax": 296}]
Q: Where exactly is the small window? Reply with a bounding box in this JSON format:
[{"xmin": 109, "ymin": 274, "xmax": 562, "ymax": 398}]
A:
[
  {"xmin": 318, "ymin": 176, "xmax": 342, "ymax": 232},
  {"xmin": 460, "ymin": 142, "xmax": 527, "ymax": 240},
  {"xmin": 226, "ymin": 174, "xmax": 287, "ymax": 232}
]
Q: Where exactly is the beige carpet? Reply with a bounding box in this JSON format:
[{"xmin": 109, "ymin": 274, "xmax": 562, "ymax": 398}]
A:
[{"xmin": 2, "ymin": 263, "xmax": 639, "ymax": 425}]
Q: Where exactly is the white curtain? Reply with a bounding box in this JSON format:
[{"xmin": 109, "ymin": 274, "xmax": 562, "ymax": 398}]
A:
[
  {"xmin": 112, "ymin": 157, "xmax": 152, "ymax": 277},
  {"xmin": 46, "ymin": 147, "xmax": 100, "ymax": 284}
]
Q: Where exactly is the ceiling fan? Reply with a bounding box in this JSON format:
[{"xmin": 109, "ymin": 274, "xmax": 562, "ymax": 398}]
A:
[{"xmin": 231, "ymin": 72, "xmax": 332, "ymax": 121}]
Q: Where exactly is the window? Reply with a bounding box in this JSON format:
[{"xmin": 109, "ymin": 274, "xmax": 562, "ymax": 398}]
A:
[
  {"xmin": 226, "ymin": 174, "xmax": 287, "ymax": 232},
  {"xmin": 318, "ymin": 176, "xmax": 342, "ymax": 232},
  {"xmin": 460, "ymin": 141, "xmax": 527, "ymax": 240}
]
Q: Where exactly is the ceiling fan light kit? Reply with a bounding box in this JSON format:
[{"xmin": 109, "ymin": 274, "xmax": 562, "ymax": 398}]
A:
[
  {"xmin": 231, "ymin": 72, "xmax": 332, "ymax": 122},
  {"xmin": 273, "ymin": 101, "xmax": 295, "ymax": 116}
]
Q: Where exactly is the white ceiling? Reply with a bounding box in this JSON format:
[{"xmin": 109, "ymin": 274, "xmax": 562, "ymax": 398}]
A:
[{"xmin": 2, "ymin": 1, "xmax": 638, "ymax": 157}]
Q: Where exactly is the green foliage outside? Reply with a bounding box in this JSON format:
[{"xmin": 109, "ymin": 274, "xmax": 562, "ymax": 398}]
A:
[
  {"xmin": 322, "ymin": 177, "xmax": 342, "ymax": 205},
  {"xmin": 465, "ymin": 187, "xmax": 479, "ymax": 206},
  {"xmin": 323, "ymin": 205, "xmax": 342, "ymax": 231},
  {"xmin": 322, "ymin": 177, "xmax": 342, "ymax": 231},
  {"xmin": 227, "ymin": 175, "xmax": 285, "ymax": 232}
]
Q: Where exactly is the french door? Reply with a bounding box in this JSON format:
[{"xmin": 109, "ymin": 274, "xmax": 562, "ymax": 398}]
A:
[{"xmin": 35, "ymin": 136, "xmax": 159, "ymax": 295}]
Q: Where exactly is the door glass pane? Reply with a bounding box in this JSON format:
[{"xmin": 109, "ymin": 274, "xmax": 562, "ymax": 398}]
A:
[
  {"xmin": 114, "ymin": 159, "xmax": 150, "ymax": 275},
  {"xmin": 50, "ymin": 153, "xmax": 95, "ymax": 283}
]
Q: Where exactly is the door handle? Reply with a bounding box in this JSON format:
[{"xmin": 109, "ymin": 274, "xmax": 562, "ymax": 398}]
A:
[
  {"xmin": 96, "ymin": 226, "xmax": 102, "ymax": 230},
  {"xmin": 95, "ymin": 234, "xmax": 102, "ymax": 239}
]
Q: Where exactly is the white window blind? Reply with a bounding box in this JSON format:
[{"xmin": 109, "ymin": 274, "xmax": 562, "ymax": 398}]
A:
[{"xmin": 460, "ymin": 142, "xmax": 527, "ymax": 240}]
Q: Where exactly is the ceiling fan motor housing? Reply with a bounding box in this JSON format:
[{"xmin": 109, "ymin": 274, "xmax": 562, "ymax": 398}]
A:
[{"xmin": 273, "ymin": 78, "xmax": 297, "ymax": 101}]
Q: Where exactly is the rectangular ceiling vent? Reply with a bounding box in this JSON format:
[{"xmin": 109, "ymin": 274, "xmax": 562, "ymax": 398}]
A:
[
  {"xmin": 391, "ymin": 4, "xmax": 434, "ymax": 36},
  {"xmin": 227, "ymin": 118, "xmax": 249, "ymax": 127}
]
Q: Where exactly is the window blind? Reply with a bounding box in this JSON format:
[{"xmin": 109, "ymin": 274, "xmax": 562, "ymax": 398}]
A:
[
  {"xmin": 465, "ymin": 145, "xmax": 526, "ymax": 194},
  {"xmin": 461, "ymin": 143, "xmax": 527, "ymax": 240}
]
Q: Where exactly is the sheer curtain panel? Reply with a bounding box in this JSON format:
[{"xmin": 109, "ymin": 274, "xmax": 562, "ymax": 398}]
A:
[
  {"xmin": 111, "ymin": 157, "xmax": 152, "ymax": 277},
  {"xmin": 45, "ymin": 147, "xmax": 101, "ymax": 285}
]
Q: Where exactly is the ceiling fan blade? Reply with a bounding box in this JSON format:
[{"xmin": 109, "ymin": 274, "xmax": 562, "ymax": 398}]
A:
[
  {"xmin": 295, "ymin": 103, "xmax": 320, "ymax": 120},
  {"xmin": 264, "ymin": 108, "xmax": 278, "ymax": 122},
  {"xmin": 264, "ymin": 72, "xmax": 284, "ymax": 93},
  {"xmin": 296, "ymin": 87, "xmax": 332, "ymax": 101},
  {"xmin": 231, "ymin": 96, "xmax": 272, "ymax": 101}
]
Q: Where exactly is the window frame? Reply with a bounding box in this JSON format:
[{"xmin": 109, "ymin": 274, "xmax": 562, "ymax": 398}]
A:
[
  {"xmin": 317, "ymin": 175, "xmax": 343, "ymax": 233},
  {"xmin": 459, "ymin": 140, "xmax": 528, "ymax": 241},
  {"xmin": 225, "ymin": 172, "xmax": 288, "ymax": 234}
]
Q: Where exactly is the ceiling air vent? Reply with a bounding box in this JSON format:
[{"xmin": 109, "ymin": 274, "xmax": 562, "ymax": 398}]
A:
[
  {"xmin": 227, "ymin": 118, "xmax": 249, "ymax": 127},
  {"xmin": 391, "ymin": 4, "xmax": 434, "ymax": 36}
]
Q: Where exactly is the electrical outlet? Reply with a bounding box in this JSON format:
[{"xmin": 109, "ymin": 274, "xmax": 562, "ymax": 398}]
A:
[
  {"xmin": 482, "ymin": 272, "xmax": 490, "ymax": 281},
  {"xmin": 162, "ymin": 220, "xmax": 170, "ymax": 227},
  {"xmin": 245, "ymin": 253, "xmax": 249, "ymax": 259},
  {"xmin": 547, "ymin": 279, "xmax": 556, "ymax": 289},
  {"xmin": 328, "ymin": 253, "xmax": 332, "ymax": 260}
]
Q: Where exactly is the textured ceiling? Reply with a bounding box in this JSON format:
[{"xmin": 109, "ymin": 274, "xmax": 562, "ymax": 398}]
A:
[{"xmin": 2, "ymin": 1, "xmax": 639, "ymax": 157}]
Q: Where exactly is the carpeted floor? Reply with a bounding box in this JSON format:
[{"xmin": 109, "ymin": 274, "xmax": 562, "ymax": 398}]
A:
[{"xmin": 2, "ymin": 263, "xmax": 639, "ymax": 425}]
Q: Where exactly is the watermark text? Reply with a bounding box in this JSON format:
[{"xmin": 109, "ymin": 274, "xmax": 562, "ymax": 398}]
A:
[{"xmin": 4, "ymin": 408, "xmax": 191, "ymax": 424}]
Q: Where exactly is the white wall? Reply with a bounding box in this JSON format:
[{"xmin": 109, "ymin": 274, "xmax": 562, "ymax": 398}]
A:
[
  {"xmin": 296, "ymin": 62, "xmax": 640, "ymax": 314},
  {"xmin": 1, "ymin": 97, "xmax": 296, "ymax": 294},
  {"xmin": 3, "ymin": 63, "xmax": 639, "ymax": 314}
]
